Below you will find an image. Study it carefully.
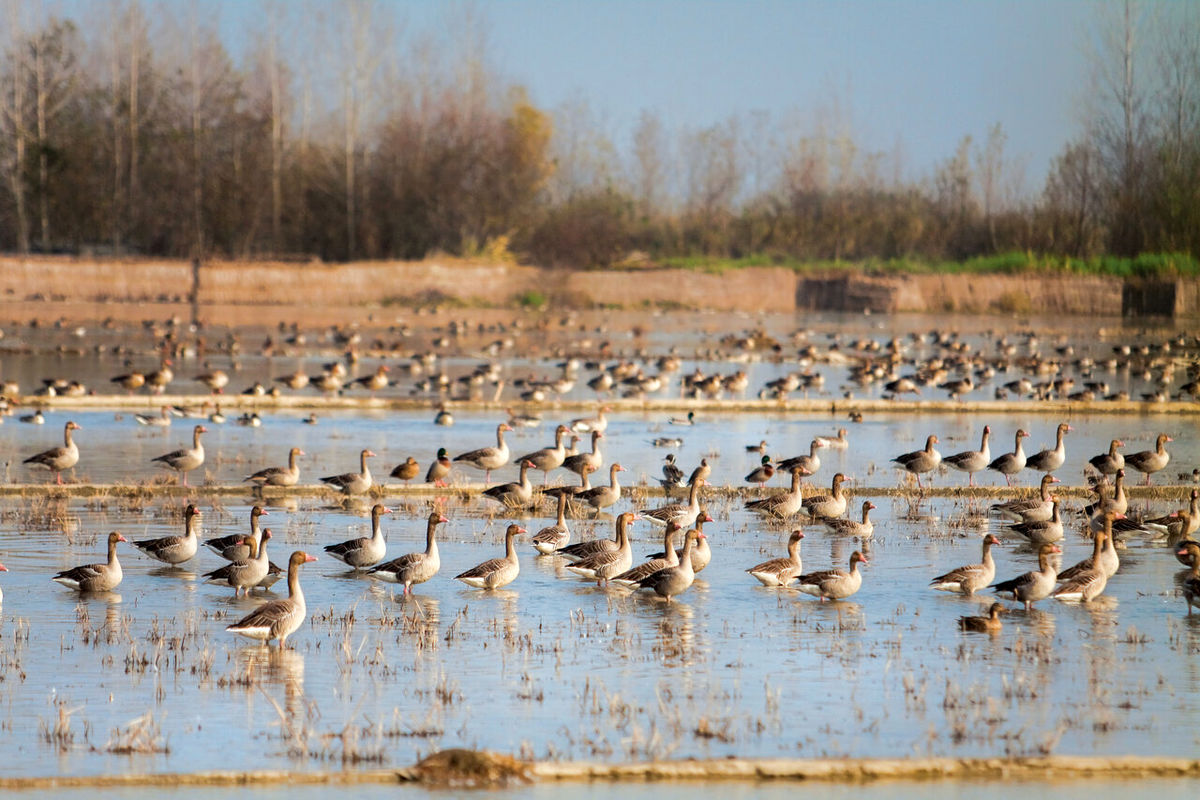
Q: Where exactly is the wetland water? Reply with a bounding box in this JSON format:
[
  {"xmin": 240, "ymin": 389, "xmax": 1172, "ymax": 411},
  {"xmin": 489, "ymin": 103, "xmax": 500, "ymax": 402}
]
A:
[{"xmin": 0, "ymin": 311, "xmax": 1198, "ymax": 789}]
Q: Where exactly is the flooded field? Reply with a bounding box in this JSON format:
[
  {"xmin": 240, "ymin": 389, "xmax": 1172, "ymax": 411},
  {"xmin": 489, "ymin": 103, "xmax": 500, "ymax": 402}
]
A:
[{"xmin": 0, "ymin": 310, "xmax": 1198, "ymax": 789}]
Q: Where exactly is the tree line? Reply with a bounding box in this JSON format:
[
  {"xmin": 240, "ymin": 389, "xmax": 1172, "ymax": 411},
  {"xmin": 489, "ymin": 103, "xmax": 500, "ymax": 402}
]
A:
[{"xmin": 0, "ymin": 1, "xmax": 1196, "ymax": 269}]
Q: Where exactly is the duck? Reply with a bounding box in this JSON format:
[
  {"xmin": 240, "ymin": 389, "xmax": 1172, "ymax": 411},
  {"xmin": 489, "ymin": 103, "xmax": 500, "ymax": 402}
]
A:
[
  {"xmin": 991, "ymin": 542, "xmax": 1061, "ymax": 611},
  {"xmin": 1025, "ymin": 422, "xmax": 1072, "ymax": 473},
  {"xmin": 991, "ymin": 473, "xmax": 1060, "ymax": 523},
  {"xmin": 368, "ymin": 511, "xmax": 448, "ymax": 594},
  {"xmin": 425, "ymin": 448, "xmax": 452, "ymax": 487},
  {"xmin": 569, "ymin": 405, "xmax": 609, "ymax": 434},
  {"xmin": 987, "ymin": 429, "xmax": 1029, "ymax": 486},
  {"xmin": 134, "ymin": 406, "xmax": 174, "ymax": 427},
  {"xmin": 203, "ymin": 530, "xmax": 272, "ymax": 597},
  {"xmin": 1051, "ymin": 527, "xmax": 1111, "ymax": 603},
  {"xmin": 746, "ymin": 530, "xmax": 804, "ymax": 586},
  {"xmin": 1177, "ymin": 542, "xmax": 1200, "ymax": 614},
  {"xmin": 745, "ymin": 455, "xmax": 775, "ymax": 487},
  {"xmin": 660, "ymin": 454, "xmax": 686, "ymax": 489},
  {"xmin": 19, "ymin": 409, "xmax": 45, "ymax": 425},
  {"xmin": 814, "ymin": 428, "xmax": 849, "ymax": 451},
  {"xmin": 652, "ymin": 436, "xmax": 684, "ymax": 448},
  {"xmin": 531, "ymin": 492, "xmax": 572, "ymax": 555},
  {"xmin": 794, "ymin": 551, "xmax": 867, "ymax": 602},
  {"xmin": 577, "ymin": 463, "xmax": 626, "ymax": 512},
  {"xmin": 453, "ymin": 423, "xmax": 512, "ymax": 482},
  {"xmin": 236, "ymin": 412, "xmax": 263, "ymax": 427},
  {"xmin": 639, "ymin": 476, "xmax": 704, "ymax": 529},
  {"xmin": 1005, "ymin": 499, "xmax": 1064, "ymax": 544},
  {"xmin": 23, "ymin": 420, "xmax": 81, "ymax": 485},
  {"xmin": 802, "ymin": 472, "xmax": 848, "ymax": 521},
  {"xmin": 562, "ymin": 430, "xmax": 604, "ymax": 478},
  {"xmin": 1088, "ymin": 439, "xmax": 1125, "ymax": 476},
  {"xmin": 433, "ymin": 404, "xmax": 454, "ymax": 426},
  {"xmin": 482, "ymin": 459, "xmax": 536, "ymax": 509},
  {"xmin": 245, "ymin": 447, "xmax": 303, "ymax": 488},
  {"xmin": 565, "ymin": 512, "xmax": 636, "ymax": 586},
  {"xmin": 668, "ymin": 411, "xmax": 696, "ymax": 426},
  {"xmin": 516, "ymin": 425, "xmax": 571, "ymax": 484},
  {"xmin": 1124, "ymin": 433, "xmax": 1172, "ymax": 485},
  {"xmin": 645, "ymin": 512, "xmax": 713, "ymax": 572},
  {"xmin": 390, "ymin": 456, "xmax": 421, "ymax": 486},
  {"xmin": 778, "ymin": 439, "xmax": 823, "ymax": 477},
  {"xmin": 205, "ymin": 506, "xmax": 269, "ymax": 562},
  {"xmin": 943, "ymin": 425, "xmax": 991, "ymax": 486},
  {"xmin": 150, "ymin": 424, "xmax": 207, "ymax": 487},
  {"xmin": 558, "ymin": 512, "xmax": 638, "ymax": 563},
  {"xmin": 929, "ymin": 533, "xmax": 1001, "ymax": 595},
  {"xmin": 320, "ymin": 448, "xmax": 375, "ymax": 496},
  {"xmin": 629, "ymin": 528, "xmax": 703, "ymax": 603},
  {"xmin": 745, "ymin": 439, "xmax": 769, "ymax": 454},
  {"xmin": 53, "ymin": 531, "xmax": 127, "ymax": 592},
  {"xmin": 892, "ymin": 435, "xmax": 941, "ymax": 489},
  {"xmin": 744, "ymin": 466, "xmax": 809, "ymax": 518},
  {"xmin": 959, "ymin": 602, "xmax": 1005, "ymax": 634},
  {"xmin": 823, "ymin": 500, "xmax": 876, "ymax": 538},
  {"xmin": 226, "ymin": 551, "xmax": 317, "ymax": 647},
  {"xmin": 612, "ymin": 521, "xmax": 681, "ymax": 587},
  {"xmin": 455, "ymin": 524, "xmax": 524, "ymax": 589},
  {"xmin": 132, "ymin": 504, "xmax": 202, "ymax": 565},
  {"xmin": 324, "ymin": 504, "xmax": 392, "ymax": 570}
]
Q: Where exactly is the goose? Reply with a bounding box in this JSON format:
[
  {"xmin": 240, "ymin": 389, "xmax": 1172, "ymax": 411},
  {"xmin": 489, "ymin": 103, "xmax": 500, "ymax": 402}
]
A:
[
  {"xmin": 226, "ymin": 551, "xmax": 317, "ymax": 647},
  {"xmin": 802, "ymin": 473, "xmax": 848, "ymax": 521},
  {"xmin": 687, "ymin": 458, "xmax": 712, "ymax": 487},
  {"xmin": 132, "ymin": 504, "xmax": 202, "ymax": 565},
  {"xmin": 569, "ymin": 406, "xmax": 609, "ymax": 434},
  {"xmin": 350, "ymin": 364, "xmax": 390, "ymax": 393},
  {"xmin": 531, "ymin": 492, "xmax": 572, "ymax": 554},
  {"xmin": 134, "ymin": 406, "xmax": 174, "ymax": 427},
  {"xmin": 893, "ymin": 435, "xmax": 941, "ymax": 489},
  {"xmin": 245, "ymin": 447, "xmax": 303, "ymax": 488},
  {"xmin": 455, "ymin": 524, "xmax": 524, "ymax": 589},
  {"xmin": 565, "ymin": 512, "xmax": 636, "ymax": 586},
  {"xmin": 203, "ymin": 530, "xmax": 272, "ymax": 597},
  {"xmin": 577, "ymin": 463, "xmax": 626, "ymax": 512},
  {"xmin": 746, "ymin": 530, "xmax": 804, "ymax": 587},
  {"xmin": 991, "ymin": 542, "xmax": 1061, "ymax": 611},
  {"xmin": 193, "ymin": 368, "xmax": 229, "ymax": 394},
  {"xmin": 813, "ymin": 428, "xmax": 849, "ymax": 451},
  {"xmin": 943, "ymin": 425, "xmax": 990, "ymax": 486},
  {"xmin": 425, "ymin": 448, "xmax": 452, "ymax": 486},
  {"xmin": 639, "ymin": 477, "xmax": 704, "ymax": 528},
  {"xmin": 795, "ymin": 551, "xmax": 867, "ymax": 602},
  {"xmin": 1177, "ymin": 542, "xmax": 1200, "ymax": 614},
  {"xmin": 146, "ymin": 358, "xmax": 174, "ymax": 394},
  {"xmin": 991, "ymin": 474, "xmax": 1059, "ymax": 523},
  {"xmin": 823, "ymin": 500, "xmax": 876, "ymax": 538},
  {"xmin": 1005, "ymin": 499, "xmax": 1064, "ymax": 545},
  {"xmin": 562, "ymin": 430, "xmax": 603, "ymax": 478},
  {"xmin": 1087, "ymin": 439, "xmax": 1125, "ymax": 476},
  {"xmin": 482, "ymin": 460, "xmax": 536, "ymax": 509},
  {"xmin": 778, "ymin": 440, "xmax": 823, "ymax": 477},
  {"xmin": 987, "ymin": 429, "xmax": 1029, "ymax": 486},
  {"xmin": 959, "ymin": 602, "xmax": 1005, "ymax": 634},
  {"xmin": 453, "ymin": 423, "xmax": 512, "ymax": 482},
  {"xmin": 1051, "ymin": 528, "xmax": 1111, "ymax": 603},
  {"xmin": 929, "ymin": 533, "xmax": 1001, "ymax": 595},
  {"xmin": 745, "ymin": 466, "xmax": 809, "ymax": 518},
  {"xmin": 1124, "ymin": 433, "xmax": 1172, "ymax": 485},
  {"xmin": 150, "ymin": 425, "xmax": 207, "ymax": 487},
  {"xmin": 612, "ymin": 522, "xmax": 681, "ymax": 587},
  {"xmin": 205, "ymin": 505, "xmax": 267, "ymax": 562},
  {"xmin": 389, "ymin": 456, "xmax": 421, "ymax": 485},
  {"xmin": 516, "ymin": 425, "xmax": 571, "ymax": 484},
  {"xmin": 324, "ymin": 504, "xmax": 392, "ymax": 570},
  {"xmin": 1025, "ymin": 423, "xmax": 1072, "ymax": 473},
  {"xmin": 23, "ymin": 420, "xmax": 80, "ymax": 485},
  {"xmin": 558, "ymin": 512, "xmax": 639, "ymax": 564},
  {"xmin": 275, "ymin": 369, "xmax": 309, "ymax": 391},
  {"xmin": 645, "ymin": 512, "xmax": 714, "ymax": 572},
  {"xmin": 0, "ymin": 560, "xmax": 6, "ymax": 602},
  {"xmin": 1082, "ymin": 469, "xmax": 1128, "ymax": 518},
  {"xmin": 369, "ymin": 511, "xmax": 447, "ymax": 594},
  {"xmin": 506, "ymin": 407, "xmax": 541, "ymax": 428},
  {"xmin": 320, "ymin": 449, "xmax": 375, "ymax": 496},
  {"xmin": 1062, "ymin": 512, "xmax": 1125, "ymax": 581},
  {"xmin": 630, "ymin": 528, "xmax": 703, "ymax": 602},
  {"xmin": 110, "ymin": 369, "xmax": 146, "ymax": 394},
  {"xmin": 745, "ymin": 455, "xmax": 775, "ymax": 487},
  {"xmin": 53, "ymin": 532, "xmax": 126, "ymax": 592}
]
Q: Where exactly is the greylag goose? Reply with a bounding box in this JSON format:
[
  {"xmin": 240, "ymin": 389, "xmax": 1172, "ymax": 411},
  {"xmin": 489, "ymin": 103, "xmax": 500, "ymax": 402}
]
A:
[
  {"xmin": 1177, "ymin": 542, "xmax": 1200, "ymax": 614},
  {"xmin": 746, "ymin": 530, "xmax": 804, "ymax": 586},
  {"xmin": 506, "ymin": 407, "xmax": 541, "ymax": 428},
  {"xmin": 814, "ymin": 428, "xmax": 849, "ymax": 451},
  {"xmin": 1082, "ymin": 469, "xmax": 1128, "ymax": 518},
  {"xmin": 991, "ymin": 542, "xmax": 1061, "ymax": 611},
  {"xmin": 577, "ymin": 463, "xmax": 625, "ymax": 512},
  {"xmin": 687, "ymin": 458, "xmax": 712, "ymax": 487},
  {"xmin": 193, "ymin": 368, "xmax": 229, "ymax": 394},
  {"xmin": 1061, "ymin": 512, "xmax": 1124, "ymax": 582},
  {"xmin": 150, "ymin": 424, "xmax": 207, "ymax": 487},
  {"xmin": 453, "ymin": 423, "xmax": 512, "ymax": 482},
  {"xmin": 111, "ymin": 369, "xmax": 146, "ymax": 394},
  {"xmin": 23, "ymin": 420, "xmax": 80, "ymax": 485},
  {"xmin": 893, "ymin": 435, "xmax": 941, "ymax": 489},
  {"xmin": 324, "ymin": 504, "xmax": 392, "ymax": 570},
  {"xmin": 516, "ymin": 425, "xmax": 571, "ymax": 484},
  {"xmin": 226, "ymin": 550, "xmax": 317, "ymax": 647},
  {"xmin": 390, "ymin": 456, "xmax": 421, "ymax": 485},
  {"xmin": 745, "ymin": 466, "xmax": 809, "ymax": 518},
  {"xmin": 745, "ymin": 456, "xmax": 775, "ymax": 487},
  {"xmin": 660, "ymin": 454, "xmax": 686, "ymax": 490},
  {"xmin": 369, "ymin": 511, "xmax": 447, "ymax": 594},
  {"xmin": 987, "ymin": 429, "xmax": 1029, "ymax": 486},
  {"xmin": 203, "ymin": 530, "xmax": 272, "ymax": 597},
  {"xmin": 612, "ymin": 522, "xmax": 681, "ymax": 587},
  {"xmin": 570, "ymin": 406, "xmax": 609, "ymax": 434},
  {"xmin": 991, "ymin": 474, "xmax": 1059, "ymax": 523},
  {"xmin": 53, "ymin": 531, "xmax": 126, "ymax": 592},
  {"xmin": 1051, "ymin": 528, "xmax": 1110, "ymax": 603},
  {"xmin": 350, "ymin": 364, "xmax": 390, "ymax": 393},
  {"xmin": 482, "ymin": 459, "xmax": 536, "ymax": 509},
  {"xmin": 565, "ymin": 513, "xmax": 636, "ymax": 586},
  {"xmin": 205, "ymin": 505, "xmax": 267, "ymax": 561},
  {"xmin": 0, "ymin": 560, "xmax": 5, "ymax": 602},
  {"xmin": 943, "ymin": 425, "xmax": 990, "ymax": 486},
  {"xmin": 929, "ymin": 533, "xmax": 1001, "ymax": 595},
  {"xmin": 426, "ymin": 448, "xmax": 452, "ymax": 487},
  {"xmin": 134, "ymin": 406, "xmax": 174, "ymax": 427},
  {"xmin": 824, "ymin": 500, "xmax": 876, "ymax": 538},
  {"xmin": 795, "ymin": 550, "xmax": 867, "ymax": 602},
  {"xmin": 246, "ymin": 447, "xmax": 303, "ymax": 488},
  {"xmin": 778, "ymin": 440, "xmax": 823, "ymax": 477},
  {"xmin": 558, "ymin": 512, "xmax": 638, "ymax": 563},
  {"xmin": 531, "ymin": 492, "xmax": 572, "ymax": 554},
  {"xmin": 959, "ymin": 602, "xmax": 1005, "ymax": 634},
  {"xmin": 1088, "ymin": 439, "xmax": 1125, "ymax": 476},
  {"xmin": 1143, "ymin": 489, "xmax": 1199, "ymax": 538},
  {"xmin": 562, "ymin": 430, "xmax": 604, "ymax": 478},
  {"xmin": 630, "ymin": 528, "xmax": 703, "ymax": 603},
  {"xmin": 639, "ymin": 476, "xmax": 704, "ymax": 529},
  {"xmin": 1124, "ymin": 433, "xmax": 1172, "ymax": 485},
  {"xmin": 132, "ymin": 504, "xmax": 202, "ymax": 565},
  {"xmin": 1005, "ymin": 498, "xmax": 1064, "ymax": 545},
  {"xmin": 1025, "ymin": 423, "xmax": 1072, "ymax": 474},
  {"xmin": 802, "ymin": 473, "xmax": 848, "ymax": 521},
  {"xmin": 320, "ymin": 448, "xmax": 375, "ymax": 496},
  {"xmin": 146, "ymin": 358, "xmax": 174, "ymax": 394},
  {"xmin": 455, "ymin": 524, "xmax": 524, "ymax": 589},
  {"xmin": 645, "ymin": 512, "xmax": 713, "ymax": 572}
]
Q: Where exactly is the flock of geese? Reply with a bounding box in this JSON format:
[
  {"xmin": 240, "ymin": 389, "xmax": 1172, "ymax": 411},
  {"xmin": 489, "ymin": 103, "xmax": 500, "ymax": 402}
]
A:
[{"xmin": 6, "ymin": 402, "xmax": 1199, "ymax": 648}]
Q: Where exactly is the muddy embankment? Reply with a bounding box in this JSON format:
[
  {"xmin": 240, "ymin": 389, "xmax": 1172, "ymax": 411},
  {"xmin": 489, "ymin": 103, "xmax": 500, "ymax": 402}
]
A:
[{"xmin": 1, "ymin": 255, "xmax": 1194, "ymax": 324}]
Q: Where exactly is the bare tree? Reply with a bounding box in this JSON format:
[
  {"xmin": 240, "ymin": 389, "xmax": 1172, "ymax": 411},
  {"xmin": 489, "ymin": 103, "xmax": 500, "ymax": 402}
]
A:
[{"xmin": 0, "ymin": 0, "xmax": 31, "ymax": 252}]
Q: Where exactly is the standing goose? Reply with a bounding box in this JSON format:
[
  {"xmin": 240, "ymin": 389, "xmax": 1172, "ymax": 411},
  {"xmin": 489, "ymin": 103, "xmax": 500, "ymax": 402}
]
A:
[
  {"xmin": 577, "ymin": 463, "xmax": 626, "ymax": 512},
  {"xmin": 823, "ymin": 500, "xmax": 876, "ymax": 538},
  {"xmin": 991, "ymin": 542, "xmax": 1062, "ymax": 611},
  {"xmin": 1005, "ymin": 499, "xmax": 1064, "ymax": 545},
  {"xmin": 453, "ymin": 423, "xmax": 513, "ymax": 483},
  {"xmin": 203, "ymin": 530, "xmax": 272, "ymax": 597},
  {"xmin": 569, "ymin": 406, "xmax": 610, "ymax": 434},
  {"xmin": 390, "ymin": 456, "xmax": 421, "ymax": 486},
  {"xmin": 455, "ymin": 524, "xmax": 524, "ymax": 589},
  {"xmin": 612, "ymin": 521, "xmax": 682, "ymax": 587},
  {"xmin": 646, "ymin": 512, "xmax": 714, "ymax": 572},
  {"xmin": 245, "ymin": 447, "xmax": 303, "ymax": 488},
  {"xmin": 1051, "ymin": 528, "xmax": 1111, "ymax": 603},
  {"xmin": 516, "ymin": 425, "xmax": 571, "ymax": 484},
  {"xmin": 1144, "ymin": 489, "xmax": 1199, "ymax": 539},
  {"xmin": 151, "ymin": 424, "xmax": 207, "ymax": 487},
  {"xmin": 1124, "ymin": 433, "xmax": 1172, "ymax": 485},
  {"xmin": 205, "ymin": 506, "xmax": 268, "ymax": 562},
  {"xmin": 132, "ymin": 504, "xmax": 202, "ymax": 565},
  {"xmin": 1088, "ymin": 439, "xmax": 1125, "ymax": 476},
  {"xmin": 369, "ymin": 511, "xmax": 448, "ymax": 594},
  {"xmin": 745, "ymin": 466, "xmax": 809, "ymax": 518},
  {"xmin": 1176, "ymin": 542, "xmax": 1200, "ymax": 614},
  {"xmin": 746, "ymin": 530, "xmax": 804, "ymax": 587},
  {"xmin": 0, "ymin": 561, "xmax": 6, "ymax": 603},
  {"xmin": 562, "ymin": 431, "xmax": 604, "ymax": 479},
  {"xmin": 565, "ymin": 512, "xmax": 636, "ymax": 586},
  {"xmin": 1082, "ymin": 469, "xmax": 1128, "ymax": 518},
  {"xmin": 558, "ymin": 512, "xmax": 639, "ymax": 563},
  {"xmin": 531, "ymin": 492, "xmax": 572, "ymax": 554},
  {"xmin": 482, "ymin": 460, "xmax": 536, "ymax": 509},
  {"xmin": 630, "ymin": 528, "xmax": 703, "ymax": 603},
  {"xmin": 425, "ymin": 448, "xmax": 452, "ymax": 487},
  {"xmin": 814, "ymin": 428, "xmax": 849, "ymax": 451},
  {"xmin": 987, "ymin": 429, "xmax": 1029, "ymax": 486},
  {"xmin": 959, "ymin": 602, "xmax": 1006, "ymax": 634},
  {"xmin": 324, "ymin": 504, "xmax": 392, "ymax": 570},
  {"xmin": 943, "ymin": 425, "xmax": 990, "ymax": 486},
  {"xmin": 744, "ymin": 456, "xmax": 775, "ymax": 487},
  {"xmin": 991, "ymin": 474, "xmax": 1059, "ymax": 523},
  {"xmin": 1025, "ymin": 423, "xmax": 1072, "ymax": 474},
  {"xmin": 145, "ymin": 358, "xmax": 174, "ymax": 394},
  {"xmin": 930, "ymin": 533, "xmax": 1001, "ymax": 595},
  {"xmin": 893, "ymin": 435, "xmax": 941, "ymax": 489},
  {"xmin": 226, "ymin": 551, "xmax": 317, "ymax": 647},
  {"xmin": 24, "ymin": 420, "xmax": 81, "ymax": 485},
  {"xmin": 802, "ymin": 473, "xmax": 848, "ymax": 521},
  {"xmin": 778, "ymin": 440, "xmax": 823, "ymax": 477},
  {"xmin": 639, "ymin": 477, "xmax": 704, "ymax": 529},
  {"xmin": 795, "ymin": 551, "xmax": 868, "ymax": 602},
  {"xmin": 1060, "ymin": 511, "xmax": 1124, "ymax": 581},
  {"xmin": 53, "ymin": 532, "xmax": 126, "ymax": 592},
  {"xmin": 321, "ymin": 449, "xmax": 376, "ymax": 496}
]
